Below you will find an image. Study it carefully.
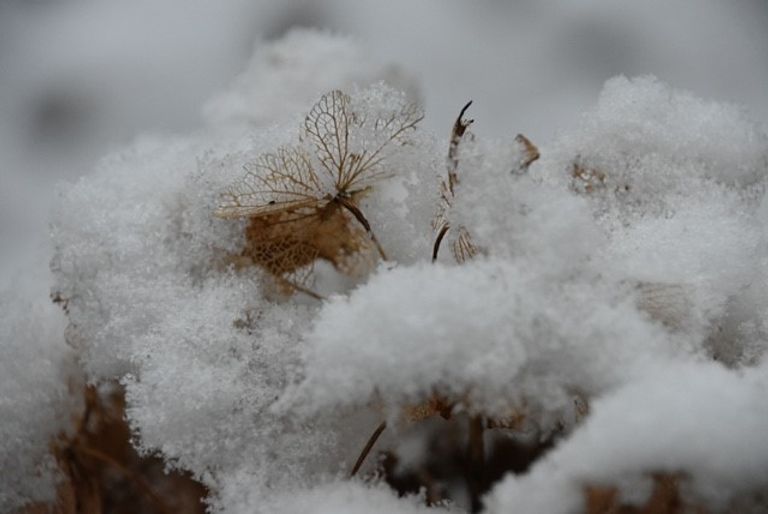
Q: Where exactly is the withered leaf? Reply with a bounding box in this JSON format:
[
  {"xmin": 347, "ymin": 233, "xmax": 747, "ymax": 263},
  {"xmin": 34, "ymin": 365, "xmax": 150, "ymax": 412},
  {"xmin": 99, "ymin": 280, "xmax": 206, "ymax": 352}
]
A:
[{"xmin": 215, "ymin": 89, "xmax": 423, "ymax": 292}]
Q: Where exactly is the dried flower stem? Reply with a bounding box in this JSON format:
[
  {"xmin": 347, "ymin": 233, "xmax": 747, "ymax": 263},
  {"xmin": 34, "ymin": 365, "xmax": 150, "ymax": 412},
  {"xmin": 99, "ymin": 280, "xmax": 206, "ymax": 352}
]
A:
[
  {"xmin": 350, "ymin": 420, "xmax": 388, "ymax": 477},
  {"xmin": 335, "ymin": 195, "xmax": 388, "ymax": 261},
  {"xmin": 466, "ymin": 415, "xmax": 485, "ymax": 513},
  {"xmin": 432, "ymin": 100, "xmax": 476, "ymax": 262}
]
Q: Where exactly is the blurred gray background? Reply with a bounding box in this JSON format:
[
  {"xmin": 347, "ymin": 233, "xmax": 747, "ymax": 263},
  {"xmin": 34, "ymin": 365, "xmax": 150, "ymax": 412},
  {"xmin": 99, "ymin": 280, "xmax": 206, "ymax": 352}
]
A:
[{"xmin": 2, "ymin": 0, "xmax": 768, "ymax": 282}]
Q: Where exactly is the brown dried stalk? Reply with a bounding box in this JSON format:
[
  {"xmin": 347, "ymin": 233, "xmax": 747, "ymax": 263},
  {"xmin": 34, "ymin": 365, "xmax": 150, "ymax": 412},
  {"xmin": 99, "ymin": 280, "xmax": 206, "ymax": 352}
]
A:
[
  {"xmin": 216, "ymin": 90, "xmax": 423, "ymax": 293},
  {"xmin": 466, "ymin": 415, "xmax": 485, "ymax": 513},
  {"xmin": 432, "ymin": 100, "xmax": 478, "ymax": 263},
  {"xmin": 349, "ymin": 390, "xmax": 530, "ymax": 483},
  {"xmin": 350, "ymin": 420, "xmax": 388, "ymax": 477},
  {"xmin": 350, "ymin": 395, "xmax": 451, "ymax": 478}
]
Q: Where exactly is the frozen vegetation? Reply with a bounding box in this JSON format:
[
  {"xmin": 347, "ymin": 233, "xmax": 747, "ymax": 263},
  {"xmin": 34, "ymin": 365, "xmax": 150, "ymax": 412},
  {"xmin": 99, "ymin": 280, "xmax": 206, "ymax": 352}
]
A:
[{"xmin": 3, "ymin": 26, "xmax": 768, "ymax": 513}]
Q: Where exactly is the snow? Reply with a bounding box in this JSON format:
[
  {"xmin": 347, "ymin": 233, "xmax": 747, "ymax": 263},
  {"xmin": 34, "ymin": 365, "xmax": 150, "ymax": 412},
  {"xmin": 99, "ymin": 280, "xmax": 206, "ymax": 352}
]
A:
[
  {"xmin": 291, "ymin": 260, "xmax": 681, "ymax": 429},
  {"xmin": 484, "ymin": 360, "xmax": 768, "ymax": 513},
  {"xmin": 4, "ymin": 24, "xmax": 768, "ymax": 514},
  {"xmin": 122, "ymin": 276, "xmax": 330, "ymax": 490},
  {"xmin": 447, "ymin": 138, "xmax": 604, "ymax": 271},
  {"xmin": 222, "ymin": 479, "xmax": 456, "ymax": 514},
  {"xmin": 0, "ymin": 265, "xmax": 79, "ymax": 511},
  {"xmin": 539, "ymin": 76, "xmax": 768, "ymax": 226}
]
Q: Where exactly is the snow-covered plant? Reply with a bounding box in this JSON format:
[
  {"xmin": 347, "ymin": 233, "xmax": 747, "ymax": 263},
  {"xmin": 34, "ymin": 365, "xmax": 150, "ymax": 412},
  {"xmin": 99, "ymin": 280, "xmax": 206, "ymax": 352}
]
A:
[{"xmin": 5, "ymin": 28, "xmax": 768, "ymax": 514}]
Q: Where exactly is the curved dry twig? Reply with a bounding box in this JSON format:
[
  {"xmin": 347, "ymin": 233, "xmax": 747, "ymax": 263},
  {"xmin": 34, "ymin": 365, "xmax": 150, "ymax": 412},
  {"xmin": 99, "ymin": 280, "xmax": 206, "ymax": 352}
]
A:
[
  {"xmin": 350, "ymin": 420, "xmax": 388, "ymax": 477},
  {"xmin": 432, "ymin": 100, "xmax": 478, "ymax": 263},
  {"xmin": 335, "ymin": 195, "xmax": 388, "ymax": 261}
]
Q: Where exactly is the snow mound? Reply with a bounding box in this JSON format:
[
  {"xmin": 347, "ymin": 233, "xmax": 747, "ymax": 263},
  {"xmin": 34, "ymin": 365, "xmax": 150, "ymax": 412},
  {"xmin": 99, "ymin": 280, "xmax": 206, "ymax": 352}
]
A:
[{"xmin": 485, "ymin": 360, "xmax": 768, "ymax": 513}]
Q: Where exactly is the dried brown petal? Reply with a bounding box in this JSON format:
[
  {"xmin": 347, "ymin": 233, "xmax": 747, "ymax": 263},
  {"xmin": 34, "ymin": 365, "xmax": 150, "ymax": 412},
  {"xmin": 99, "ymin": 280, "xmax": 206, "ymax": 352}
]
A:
[{"xmin": 515, "ymin": 134, "xmax": 540, "ymax": 171}]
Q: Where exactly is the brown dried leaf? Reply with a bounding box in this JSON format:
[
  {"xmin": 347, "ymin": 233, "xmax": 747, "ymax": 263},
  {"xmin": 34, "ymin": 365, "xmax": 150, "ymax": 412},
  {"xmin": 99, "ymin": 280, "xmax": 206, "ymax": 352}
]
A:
[
  {"xmin": 452, "ymin": 226, "xmax": 479, "ymax": 264},
  {"xmin": 303, "ymin": 90, "xmax": 355, "ymax": 186},
  {"xmin": 514, "ymin": 133, "xmax": 540, "ymax": 171},
  {"xmin": 238, "ymin": 202, "xmax": 375, "ymax": 292},
  {"xmin": 24, "ymin": 385, "xmax": 208, "ymax": 514},
  {"xmin": 216, "ymin": 89, "xmax": 423, "ymax": 291},
  {"xmin": 303, "ymin": 89, "xmax": 423, "ymax": 193},
  {"xmin": 303, "ymin": 89, "xmax": 422, "ymax": 197},
  {"xmin": 215, "ymin": 146, "xmax": 321, "ymax": 220},
  {"xmin": 241, "ymin": 212, "xmax": 320, "ymax": 282}
]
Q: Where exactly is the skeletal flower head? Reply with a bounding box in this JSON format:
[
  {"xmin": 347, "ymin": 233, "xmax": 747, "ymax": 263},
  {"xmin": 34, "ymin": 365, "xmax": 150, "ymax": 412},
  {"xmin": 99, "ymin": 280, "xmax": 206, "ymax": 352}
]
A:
[
  {"xmin": 214, "ymin": 86, "xmax": 424, "ymax": 292},
  {"xmin": 216, "ymin": 87, "xmax": 423, "ymax": 221}
]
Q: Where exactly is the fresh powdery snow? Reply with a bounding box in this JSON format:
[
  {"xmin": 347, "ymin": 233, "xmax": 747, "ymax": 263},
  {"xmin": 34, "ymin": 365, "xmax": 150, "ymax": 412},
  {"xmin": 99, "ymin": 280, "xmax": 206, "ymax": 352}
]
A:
[
  {"xmin": 3, "ymin": 29, "xmax": 768, "ymax": 513},
  {"xmin": 0, "ymin": 263, "xmax": 80, "ymax": 511}
]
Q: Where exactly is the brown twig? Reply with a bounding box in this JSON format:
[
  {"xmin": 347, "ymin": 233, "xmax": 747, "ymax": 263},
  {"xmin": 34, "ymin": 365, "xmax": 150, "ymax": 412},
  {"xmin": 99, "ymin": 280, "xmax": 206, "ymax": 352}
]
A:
[
  {"xmin": 433, "ymin": 100, "xmax": 474, "ymax": 262},
  {"xmin": 467, "ymin": 415, "xmax": 485, "ymax": 513},
  {"xmin": 447, "ymin": 100, "xmax": 475, "ymax": 190},
  {"xmin": 279, "ymin": 277, "xmax": 326, "ymax": 301},
  {"xmin": 432, "ymin": 224, "xmax": 450, "ymax": 262},
  {"xmin": 350, "ymin": 421, "xmax": 388, "ymax": 477},
  {"xmin": 336, "ymin": 196, "xmax": 388, "ymax": 261}
]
